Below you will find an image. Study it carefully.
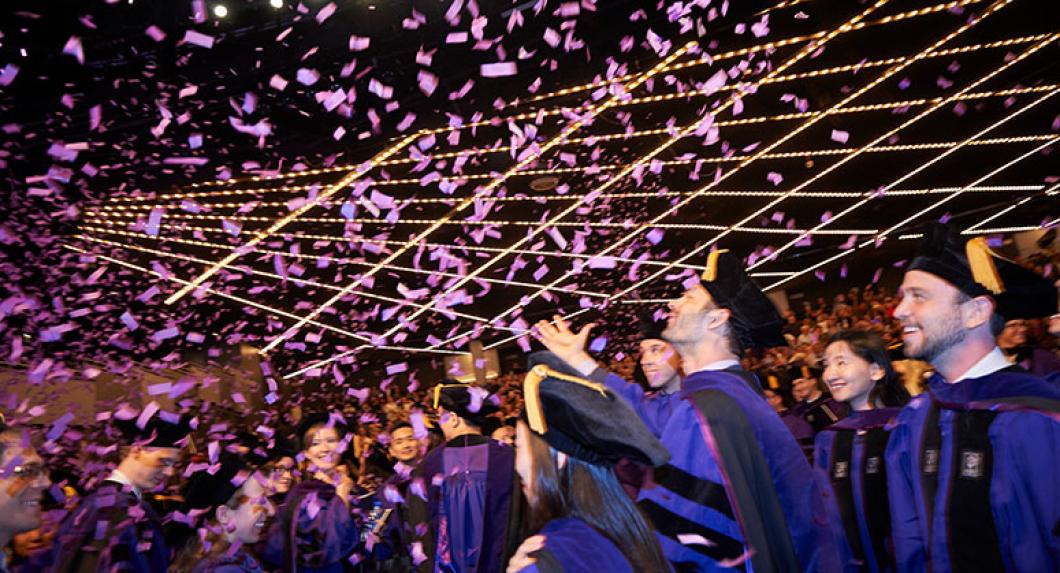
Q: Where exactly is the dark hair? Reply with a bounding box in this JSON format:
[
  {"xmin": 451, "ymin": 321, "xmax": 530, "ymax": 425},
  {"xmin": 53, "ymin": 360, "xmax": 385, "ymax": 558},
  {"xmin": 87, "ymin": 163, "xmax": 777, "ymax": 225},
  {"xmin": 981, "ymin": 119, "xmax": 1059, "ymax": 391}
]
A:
[
  {"xmin": 524, "ymin": 426, "xmax": 670, "ymax": 572},
  {"xmin": 168, "ymin": 486, "xmax": 250, "ymax": 572},
  {"xmin": 826, "ymin": 330, "xmax": 910, "ymax": 408},
  {"xmin": 386, "ymin": 421, "xmax": 413, "ymax": 435}
]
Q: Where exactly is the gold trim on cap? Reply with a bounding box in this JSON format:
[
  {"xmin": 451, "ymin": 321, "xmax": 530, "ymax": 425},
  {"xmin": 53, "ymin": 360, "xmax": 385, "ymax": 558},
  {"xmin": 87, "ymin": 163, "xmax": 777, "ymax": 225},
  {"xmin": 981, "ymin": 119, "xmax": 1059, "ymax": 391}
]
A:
[
  {"xmin": 702, "ymin": 249, "xmax": 730, "ymax": 282},
  {"xmin": 431, "ymin": 383, "xmax": 469, "ymax": 410},
  {"xmin": 523, "ymin": 365, "xmax": 608, "ymax": 435}
]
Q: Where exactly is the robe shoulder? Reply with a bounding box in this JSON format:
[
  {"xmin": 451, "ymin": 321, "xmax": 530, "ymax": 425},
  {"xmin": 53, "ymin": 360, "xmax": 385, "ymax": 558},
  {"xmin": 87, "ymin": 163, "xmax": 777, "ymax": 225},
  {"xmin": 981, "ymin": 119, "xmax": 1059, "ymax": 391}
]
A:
[{"xmin": 522, "ymin": 518, "xmax": 633, "ymax": 573}]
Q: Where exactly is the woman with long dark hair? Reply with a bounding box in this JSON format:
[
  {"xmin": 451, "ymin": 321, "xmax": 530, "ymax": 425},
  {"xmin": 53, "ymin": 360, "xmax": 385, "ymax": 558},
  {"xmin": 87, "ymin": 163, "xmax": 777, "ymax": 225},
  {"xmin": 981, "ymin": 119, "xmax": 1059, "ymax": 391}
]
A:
[
  {"xmin": 506, "ymin": 354, "xmax": 672, "ymax": 573},
  {"xmin": 814, "ymin": 330, "xmax": 911, "ymax": 573}
]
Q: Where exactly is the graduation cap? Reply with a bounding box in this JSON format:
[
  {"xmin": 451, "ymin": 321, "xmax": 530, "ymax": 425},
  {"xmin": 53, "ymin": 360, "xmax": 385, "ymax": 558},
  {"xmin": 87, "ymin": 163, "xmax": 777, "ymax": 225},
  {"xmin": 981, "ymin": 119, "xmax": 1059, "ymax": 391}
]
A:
[
  {"xmin": 523, "ymin": 352, "xmax": 670, "ymax": 468},
  {"xmin": 431, "ymin": 381, "xmax": 499, "ymax": 427},
  {"xmin": 114, "ymin": 413, "xmax": 192, "ymax": 449},
  {"xmin": 909, "ymin": 223, "xmax": 1058, "ymax": 320},
  {"xmin": 180, "ymin": 453, "xmax": 253, "ymax": 515},
  {"xmin": 785, "ymin": 362, "xmax": 822, "ymax": 383},
  {"xmin": 638, "ymin": 312, "xmax": 667, "ymax": 341},
  {"xmin": 700, "ymin": 249, "xmax": 787, "ymax": 350}
]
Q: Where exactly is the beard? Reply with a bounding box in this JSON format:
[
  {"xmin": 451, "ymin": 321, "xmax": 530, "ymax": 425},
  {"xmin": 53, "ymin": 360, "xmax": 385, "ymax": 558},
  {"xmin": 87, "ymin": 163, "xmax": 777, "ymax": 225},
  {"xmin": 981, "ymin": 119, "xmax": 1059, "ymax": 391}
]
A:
[{"xmin": 907, "ymin": 310, "xmax": 967, "ymax": 364}]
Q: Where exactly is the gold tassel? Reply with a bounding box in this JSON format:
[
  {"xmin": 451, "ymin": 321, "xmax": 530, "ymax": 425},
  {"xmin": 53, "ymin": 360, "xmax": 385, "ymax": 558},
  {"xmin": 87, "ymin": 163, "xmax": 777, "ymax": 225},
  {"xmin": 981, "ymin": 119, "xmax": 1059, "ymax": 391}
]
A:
[
  {"xmin": 702, "ymin": 249, "xmax": 730, "ymax": 282},
  {"xmin": 801, "ymin": 365, "xmax": 810, "ymax": 379},
  {"xmin": 523, "ymin": 365, "xmax": 609, "ymax": 435},
  {"xmin": 767, "ymin": 375, "xmax": 779, "ymax": 389},
  {"xmin": 965, "ymin": 237, "xmax": 1004, "ymax": 295}
]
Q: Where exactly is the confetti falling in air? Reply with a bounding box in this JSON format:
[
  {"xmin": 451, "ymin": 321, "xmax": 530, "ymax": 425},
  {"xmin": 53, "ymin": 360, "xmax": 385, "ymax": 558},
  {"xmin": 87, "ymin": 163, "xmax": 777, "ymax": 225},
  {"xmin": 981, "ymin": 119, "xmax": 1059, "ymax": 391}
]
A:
[{"xmin": 0, "ymin": 0, "xmax": 1052, "ymax": 491}]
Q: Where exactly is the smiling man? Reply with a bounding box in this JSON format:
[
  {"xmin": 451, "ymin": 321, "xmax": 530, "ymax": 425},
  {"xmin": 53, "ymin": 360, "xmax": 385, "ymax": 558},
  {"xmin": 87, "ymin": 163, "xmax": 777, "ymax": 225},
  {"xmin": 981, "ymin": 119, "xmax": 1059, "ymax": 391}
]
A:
[
  {"xmin": 42, "ymin": 411, "xmax": 191, "ymax": 573},
  {"xmin": 885, "ymin": 223, "xmax": 1060, "ymax": 572},
  {"xmin": 536, "ymin": 249, "xmax": 847, "ymax": 572},
  {"xmin": 0, "ymin": 420, "xmax": 50, "ymax": 573}
]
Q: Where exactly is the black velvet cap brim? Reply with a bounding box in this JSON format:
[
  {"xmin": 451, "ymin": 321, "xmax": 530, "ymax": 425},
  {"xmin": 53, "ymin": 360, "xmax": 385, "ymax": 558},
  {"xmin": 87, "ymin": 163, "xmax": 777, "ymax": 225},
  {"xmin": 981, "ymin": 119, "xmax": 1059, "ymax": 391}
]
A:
[
  {"xmin": 114, "ymin": 414, "xmax": 192, "ymax": 448},
  {"xmin": 909, "ymin": 223, "xmax": 1057, "ymax": 320},
  {"xmin": 700, "ymin": 251, "xmax": 787, "ymax": 350},
  {"xmin": 434, "ymin": 383, "xmax": 499, "ymax": 426},
  {"xmin": 526, "ymin": 352, "xmax": 670, "ymax": 468}
]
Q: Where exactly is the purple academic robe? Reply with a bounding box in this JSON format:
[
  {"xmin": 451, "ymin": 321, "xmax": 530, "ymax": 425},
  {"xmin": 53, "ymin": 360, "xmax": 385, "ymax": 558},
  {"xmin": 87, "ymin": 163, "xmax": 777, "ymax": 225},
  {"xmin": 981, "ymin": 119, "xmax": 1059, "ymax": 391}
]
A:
[
  {"xmin": 515, "ymin": 518, "xmax": 634, "ymax": 573},
  {"xmin": 404, "ymin": 434, "xmax": 525, "ymax": 573},
  {"xmin": 885, "ymin": 366, "xmax": 1060, "ymax": 572},
  {"xmin": 814, "ymin": 408, "xmax": 902, "ymax": 573},
  {"xmin": 594, "ymin": 367, "xmax": 848, "ymax": 572},
  {"xmin": 40, "ymin": 481, "xmax": 171, "ymax": 573},
  {"xmin": 262, "ymin": 479, "xmax": 360, "ymax": 573}
]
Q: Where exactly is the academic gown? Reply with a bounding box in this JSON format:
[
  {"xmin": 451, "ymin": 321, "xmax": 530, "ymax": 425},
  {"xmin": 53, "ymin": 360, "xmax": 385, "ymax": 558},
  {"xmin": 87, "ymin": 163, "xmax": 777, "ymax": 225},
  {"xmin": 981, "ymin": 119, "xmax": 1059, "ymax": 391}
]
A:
[
  {"xmin": 262, "ymin": 479, "xmax": 361, "ymax": 573},
  {"xmin": 814, "ymin": 408, "xmax": 902, "ymax": 573},
  {"xmin": 514, "ymin": 518, "xmax": 634, "ymax": 573},
  {"xmin": 885, "ymin": 366, "xmax": 1060, "ymax": 572},
  {"xmin": 594, "ymin": 367, "xmax": 847, "ymax": 572},
  {"xmin": 42, "ymin": 481, "xmax": 171, "ymax": 573},
  {"xmin": 403, "ymin": 434, "xmax": 526, "ymax": 573},
  {"xmin": 190, "ymin": 550, "xmax": 266, "ymax": 573}
]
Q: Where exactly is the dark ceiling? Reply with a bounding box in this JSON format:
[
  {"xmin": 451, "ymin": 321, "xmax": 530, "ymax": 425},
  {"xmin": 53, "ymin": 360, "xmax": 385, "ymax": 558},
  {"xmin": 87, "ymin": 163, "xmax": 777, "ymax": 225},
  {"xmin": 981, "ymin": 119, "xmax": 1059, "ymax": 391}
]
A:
[{"xmin": 2, "ymin": 0, "xmax": 1058, "ymax": 382}]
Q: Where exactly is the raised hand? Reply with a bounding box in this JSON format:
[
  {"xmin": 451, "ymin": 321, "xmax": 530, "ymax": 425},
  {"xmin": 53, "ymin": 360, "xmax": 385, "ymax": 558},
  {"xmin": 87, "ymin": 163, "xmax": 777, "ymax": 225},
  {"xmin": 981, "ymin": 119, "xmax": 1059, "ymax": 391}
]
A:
[{"xmin": 533, "ymin": 315, "xmax": 598, "ymax": 375}]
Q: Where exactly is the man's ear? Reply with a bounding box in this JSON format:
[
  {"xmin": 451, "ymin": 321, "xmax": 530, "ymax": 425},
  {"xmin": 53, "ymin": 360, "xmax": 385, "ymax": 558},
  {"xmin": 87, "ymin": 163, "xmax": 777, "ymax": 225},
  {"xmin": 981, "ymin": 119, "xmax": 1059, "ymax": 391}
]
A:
[
  {"xmin": 962, "ymin": 295, "xmax": 995, "ymax": 330},
  {"xmin": 216, "ymin": 504, "xmax": 231, "ymax": 525},
  {"xmin": 709, "ymin": 307, "xmax": 732, "ymax": 329}
]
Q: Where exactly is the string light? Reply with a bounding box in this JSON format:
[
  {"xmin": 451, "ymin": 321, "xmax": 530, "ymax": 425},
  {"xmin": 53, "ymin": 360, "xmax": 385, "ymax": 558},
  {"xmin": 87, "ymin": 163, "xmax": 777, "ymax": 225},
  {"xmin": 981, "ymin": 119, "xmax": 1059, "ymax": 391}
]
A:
[
  {"xmin": 111, "ymin": 79, "xmax": 1052, "ymax": 205},
  {"xmin": 93, "ymin": 130, "xmax": 1053, "ymax": 212},
  {"xmin": 447, "ymin": 0, "xmax": 1025, "ymax": 351},
  {"xmin": 75, "ymin": 233, "xmax": 515, "ymax": 325},
  {"xmin": 423, "ymin": 0, "xmax": 897, "ymax": 351},
  {"xmin": 79, "ymin": 224, "xmax": 610, "ymax": 298},
  {"xmin": 89, "ymin": 183, "xmax": 1048, "ymax": 215},
  {"xmin": 164, "ymin": 132, "xmax": 421, "ymax": 305},
  {"xmin": 747, "ymin": 41, "xmax": 1058, "ymax": 269},
  {"xmin": 79, "ymin": 222, "xmax": 703, "ymax": 272},
  {"xmin": 61, "ymin": 244, "xmax": 377, "ymax": 343},
  {"xmin": 174, "ymin": 2, "xmax": 1005, "ymax": 194},
  {"xmin": 962, "ymin": 183, "xmax": 1060, "ymax": 232},
  {"xmin": 522, "ymin": 0, "xmax": 988, "ymax": 105},
  {"xmin": 763, "ymin": 136, "xmax": 1060, "ymax": 291},
  {"xmin": 969, "ymin": 224, "xmax": 1059, "ymax": 234},
  {"xmin": 258, "ymin": 42, "xmax": 701, "ymax": 355},
  {"xmin": 84, "ymin": 209, "xmax": 887, "ymax": 237}
]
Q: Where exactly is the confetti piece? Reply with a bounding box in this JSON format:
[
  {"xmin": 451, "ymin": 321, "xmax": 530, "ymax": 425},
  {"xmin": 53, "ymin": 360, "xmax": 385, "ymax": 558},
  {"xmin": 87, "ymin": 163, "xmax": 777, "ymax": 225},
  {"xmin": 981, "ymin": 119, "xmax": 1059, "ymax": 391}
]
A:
[
  {"xmin": 182, "ymin": 30, "xmax": 215, "ymax": 49},
  {"xmin": 316, "ymin": 2, "xmax": 337, "ymax": 23},
  {"xmin": 145, "ymin": 25, "xmax": 166, "ymax": 42},
  {"xmin": 296, "ymin": 68, "xmax": 320, "ymax": 86},
  {"xmin": 348, "ymin": 35, "xmax": 370, "ymax": 51},
  {"xmin": 678, "ymin": 534, "xmax": 717, "ymax": 547},
  {"xmin": 62, "ymin": 36, "xmax": 84, "ymax": 64},
  {"xmin": 481, "ymin": 62, "xmax": 518, "ymax": 78},
  {"xmin": 831, "ymin": 129, "xmax": 849, "ymax": 144},
  {"xmin": 0, "ymin": 64, "xmax": 19, "ymax": 87}
]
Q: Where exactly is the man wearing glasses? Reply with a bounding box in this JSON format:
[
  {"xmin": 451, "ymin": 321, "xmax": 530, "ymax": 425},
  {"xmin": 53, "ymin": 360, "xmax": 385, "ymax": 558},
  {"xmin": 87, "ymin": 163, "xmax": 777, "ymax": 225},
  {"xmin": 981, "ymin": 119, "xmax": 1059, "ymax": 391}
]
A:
[{"xmin": 0, "ymin": 419, "xmax": 50, "ymax": 573}]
